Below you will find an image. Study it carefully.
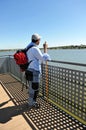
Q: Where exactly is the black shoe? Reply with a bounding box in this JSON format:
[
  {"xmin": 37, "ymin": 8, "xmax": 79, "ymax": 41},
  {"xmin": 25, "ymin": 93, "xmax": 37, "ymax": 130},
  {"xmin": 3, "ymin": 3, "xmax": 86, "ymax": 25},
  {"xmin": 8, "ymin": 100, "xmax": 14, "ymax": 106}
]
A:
[
  {"xmin": 25, "ymin": 103, "xmax": 33, "ymax": 109},
  {"xmin": 33, "ymin": 103, "xmax": 40, "ymax": 109},
  {"xmin": 26, "ymin": 102, "xmax": 40, "ymax": 109}
]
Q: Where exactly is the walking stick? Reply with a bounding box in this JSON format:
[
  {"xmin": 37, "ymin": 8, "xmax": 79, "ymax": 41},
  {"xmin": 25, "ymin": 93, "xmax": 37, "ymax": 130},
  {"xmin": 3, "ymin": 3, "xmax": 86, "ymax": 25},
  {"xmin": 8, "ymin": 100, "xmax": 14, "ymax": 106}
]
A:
[{"xmin": 43, "ymin": 42, "xmax": 49, "ymax": 102}]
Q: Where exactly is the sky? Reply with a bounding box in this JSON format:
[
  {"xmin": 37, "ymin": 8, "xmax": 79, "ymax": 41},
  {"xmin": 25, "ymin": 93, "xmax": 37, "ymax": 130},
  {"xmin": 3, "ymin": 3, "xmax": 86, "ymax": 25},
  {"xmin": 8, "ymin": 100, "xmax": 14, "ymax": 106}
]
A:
[{"xmin": 0, "ymin": 0, "xmax": 86, "ymax": 49}]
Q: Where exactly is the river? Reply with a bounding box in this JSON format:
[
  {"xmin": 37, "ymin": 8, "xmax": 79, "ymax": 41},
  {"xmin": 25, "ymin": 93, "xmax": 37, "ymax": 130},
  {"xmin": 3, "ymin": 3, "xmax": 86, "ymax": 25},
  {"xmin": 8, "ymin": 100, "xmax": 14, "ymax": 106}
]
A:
[{"xmin": 0, "ymin": 49, "xmax": 86, "ymax": 64}]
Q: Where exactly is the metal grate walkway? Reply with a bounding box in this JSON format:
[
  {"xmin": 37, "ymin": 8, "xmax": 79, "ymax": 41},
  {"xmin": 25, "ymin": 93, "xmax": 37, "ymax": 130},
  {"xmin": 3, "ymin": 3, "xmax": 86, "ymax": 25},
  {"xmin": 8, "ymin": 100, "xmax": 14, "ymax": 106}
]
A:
[{"xmin": 0, "ymin": 74, "xmax": 86, "ymax": 130}]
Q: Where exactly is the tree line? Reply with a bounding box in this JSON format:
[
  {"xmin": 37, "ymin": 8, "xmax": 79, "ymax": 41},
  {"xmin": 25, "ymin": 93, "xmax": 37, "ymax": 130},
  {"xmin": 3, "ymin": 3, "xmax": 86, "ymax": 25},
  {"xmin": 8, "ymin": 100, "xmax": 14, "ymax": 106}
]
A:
[
  {"xmin": 0, "ymin": 44, "xmax": 86, "ymax": 51},
  {"xmin": 48, "ymin": 45, "xmax": 86, "ymax": 49}
]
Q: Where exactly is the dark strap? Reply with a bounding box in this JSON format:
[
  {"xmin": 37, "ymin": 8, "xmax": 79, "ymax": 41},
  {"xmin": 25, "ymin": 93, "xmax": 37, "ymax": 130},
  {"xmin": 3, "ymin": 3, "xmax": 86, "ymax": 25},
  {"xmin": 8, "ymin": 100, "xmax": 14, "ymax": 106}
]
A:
[
  {"xmin": 20, "ymin": 45, "xmax": 35, "ymax": 54},
  {"xmin": 26, "ymin": 45, "xmax": 35, "ymax": 52},
  {"xmin": 26, "ymin": 45, "xmax": 35, "ymax": 64}
]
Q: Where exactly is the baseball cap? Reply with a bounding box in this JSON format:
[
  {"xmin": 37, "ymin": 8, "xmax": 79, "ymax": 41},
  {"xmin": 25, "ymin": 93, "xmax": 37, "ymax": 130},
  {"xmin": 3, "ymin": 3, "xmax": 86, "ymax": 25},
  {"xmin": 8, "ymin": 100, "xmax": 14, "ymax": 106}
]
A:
[{"xmin": 31, "ymin": 33, "xmax": 41, "ymax": 41}]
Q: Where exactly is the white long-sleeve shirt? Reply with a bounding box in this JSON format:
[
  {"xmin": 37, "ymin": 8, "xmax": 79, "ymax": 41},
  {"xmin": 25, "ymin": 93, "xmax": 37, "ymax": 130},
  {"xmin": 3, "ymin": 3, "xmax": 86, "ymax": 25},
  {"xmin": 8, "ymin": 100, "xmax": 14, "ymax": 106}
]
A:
[{"xmin": 26, "ymin": 42, "xmax": 51, "ymax": 72}]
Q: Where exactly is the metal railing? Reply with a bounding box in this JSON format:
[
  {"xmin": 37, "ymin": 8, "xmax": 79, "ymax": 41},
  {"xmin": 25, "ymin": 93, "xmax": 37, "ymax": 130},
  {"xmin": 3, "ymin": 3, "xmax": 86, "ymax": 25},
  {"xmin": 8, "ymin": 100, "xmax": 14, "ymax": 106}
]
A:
[{"xmin": 0, "ymin": 55, "xmax": 86, "ymax": 125}]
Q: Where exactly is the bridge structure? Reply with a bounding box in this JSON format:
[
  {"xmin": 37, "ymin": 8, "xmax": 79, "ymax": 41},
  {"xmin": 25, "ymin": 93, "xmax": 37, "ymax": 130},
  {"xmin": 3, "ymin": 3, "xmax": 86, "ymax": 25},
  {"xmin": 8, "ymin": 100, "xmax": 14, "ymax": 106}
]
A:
[{"xmin": 0, "ymin": 55, "xmax": 86, "ymax": 130}]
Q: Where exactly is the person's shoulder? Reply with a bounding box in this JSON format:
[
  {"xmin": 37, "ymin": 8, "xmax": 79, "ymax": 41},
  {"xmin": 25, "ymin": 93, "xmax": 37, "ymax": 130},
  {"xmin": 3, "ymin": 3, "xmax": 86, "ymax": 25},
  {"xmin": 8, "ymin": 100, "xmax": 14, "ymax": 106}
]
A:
[
  {"xmin": 31, "ymin": 46, "xmax": 41, "ymax": 54},
  {"xmin": 32, "ymin": 46, "xmax": 40, "ymax": 51}
]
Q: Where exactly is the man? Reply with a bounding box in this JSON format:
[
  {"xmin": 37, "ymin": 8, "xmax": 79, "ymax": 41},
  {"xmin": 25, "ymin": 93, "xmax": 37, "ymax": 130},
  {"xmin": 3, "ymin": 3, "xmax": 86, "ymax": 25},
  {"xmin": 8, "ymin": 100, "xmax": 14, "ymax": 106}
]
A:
[{"xmin": 25, "ymin": 33, "xmax": 51, "ymax": 108}]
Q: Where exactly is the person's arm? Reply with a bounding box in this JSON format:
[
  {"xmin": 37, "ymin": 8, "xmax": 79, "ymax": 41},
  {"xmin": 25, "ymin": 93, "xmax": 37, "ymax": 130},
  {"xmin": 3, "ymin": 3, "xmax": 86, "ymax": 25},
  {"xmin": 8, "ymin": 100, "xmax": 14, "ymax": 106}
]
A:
[{"xmin": 32, "ymin": 46, "xmax": 51, "ymax": 62}]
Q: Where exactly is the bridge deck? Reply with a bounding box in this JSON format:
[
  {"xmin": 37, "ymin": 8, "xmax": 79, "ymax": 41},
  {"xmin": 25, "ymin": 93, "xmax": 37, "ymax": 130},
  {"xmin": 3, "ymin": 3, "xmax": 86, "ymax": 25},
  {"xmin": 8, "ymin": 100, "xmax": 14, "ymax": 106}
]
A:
[{"xmin": 0, "ymin": 74, "xmax": 85, "ymax": 130}]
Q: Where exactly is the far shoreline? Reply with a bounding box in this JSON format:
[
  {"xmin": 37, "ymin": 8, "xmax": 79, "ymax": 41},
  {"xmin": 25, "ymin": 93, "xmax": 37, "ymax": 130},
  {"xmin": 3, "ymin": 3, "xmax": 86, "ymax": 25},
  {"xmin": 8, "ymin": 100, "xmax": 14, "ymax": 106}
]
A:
[{"xmin": 0, "ymin": 45, "xmax": 86, "ymax": 51}]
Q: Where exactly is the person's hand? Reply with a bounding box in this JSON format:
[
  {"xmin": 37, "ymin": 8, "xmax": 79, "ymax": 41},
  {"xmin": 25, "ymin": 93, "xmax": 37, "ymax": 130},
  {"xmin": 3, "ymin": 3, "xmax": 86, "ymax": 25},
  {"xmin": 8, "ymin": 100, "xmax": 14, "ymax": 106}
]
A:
[{"xmin": 43, "ymin": 42, "xmax": 48, "ymax": 53}]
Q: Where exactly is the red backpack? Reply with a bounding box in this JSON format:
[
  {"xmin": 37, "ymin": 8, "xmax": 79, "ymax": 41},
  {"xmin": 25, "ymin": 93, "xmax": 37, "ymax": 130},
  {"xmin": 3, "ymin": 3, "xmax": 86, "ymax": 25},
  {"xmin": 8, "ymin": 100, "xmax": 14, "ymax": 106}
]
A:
[{"xmin": 14, "ymin": 45, "xmax": 34, "ymax": 71}]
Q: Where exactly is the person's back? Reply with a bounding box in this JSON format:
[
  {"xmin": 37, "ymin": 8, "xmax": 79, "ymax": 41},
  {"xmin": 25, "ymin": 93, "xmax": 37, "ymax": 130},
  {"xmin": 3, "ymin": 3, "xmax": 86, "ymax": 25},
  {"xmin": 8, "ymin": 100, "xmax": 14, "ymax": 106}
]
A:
[{"xmin": 25, "ymin": 33, "xmax": 51, "ymax": 108}]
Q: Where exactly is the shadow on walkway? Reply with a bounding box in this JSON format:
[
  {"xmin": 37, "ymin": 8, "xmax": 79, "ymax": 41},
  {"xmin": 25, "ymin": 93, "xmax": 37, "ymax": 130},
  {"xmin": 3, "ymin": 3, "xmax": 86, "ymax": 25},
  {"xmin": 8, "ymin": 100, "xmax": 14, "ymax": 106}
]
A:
[
  {"xmin": 0, "ymin": 99, "xmax": 11, "ymax": 107},
  {"xmin": 0, "ymin": 103, "xmax": 28, "ymax": 123}
]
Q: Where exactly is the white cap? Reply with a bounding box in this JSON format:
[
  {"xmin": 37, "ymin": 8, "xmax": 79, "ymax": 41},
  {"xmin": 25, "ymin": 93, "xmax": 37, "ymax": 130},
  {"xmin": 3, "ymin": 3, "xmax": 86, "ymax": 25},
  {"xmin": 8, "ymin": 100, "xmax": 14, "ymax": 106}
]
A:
[{"xmin": 31, "ymin": 33, "xmax": 41, "ymax": 41}]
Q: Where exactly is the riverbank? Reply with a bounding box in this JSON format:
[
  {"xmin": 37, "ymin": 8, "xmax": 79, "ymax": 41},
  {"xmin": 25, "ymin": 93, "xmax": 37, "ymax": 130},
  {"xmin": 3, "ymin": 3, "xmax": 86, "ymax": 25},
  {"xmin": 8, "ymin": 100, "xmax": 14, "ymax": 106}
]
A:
[
  {"xmin": 48, "ymin": 44, "xmax": 86, "ymax": 49},
  {"xmin": 0, "ymin": 45, "xmax": 86, "ymax": 51}
]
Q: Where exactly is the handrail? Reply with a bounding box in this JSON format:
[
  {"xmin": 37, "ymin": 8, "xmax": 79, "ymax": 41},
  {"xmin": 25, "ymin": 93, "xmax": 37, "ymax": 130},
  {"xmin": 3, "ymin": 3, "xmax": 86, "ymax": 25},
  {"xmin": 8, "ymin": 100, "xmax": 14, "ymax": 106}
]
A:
[
  {"xmin": 48, "ymin": 60, "xmax": 86, "ymax": 67},
  {"xmin": 0, "ymin": 55, "xmax": 86, "ymax": 67},
  {"xmin": 0, "ymin": 55, "xmax": 13, "ymax": 57}
]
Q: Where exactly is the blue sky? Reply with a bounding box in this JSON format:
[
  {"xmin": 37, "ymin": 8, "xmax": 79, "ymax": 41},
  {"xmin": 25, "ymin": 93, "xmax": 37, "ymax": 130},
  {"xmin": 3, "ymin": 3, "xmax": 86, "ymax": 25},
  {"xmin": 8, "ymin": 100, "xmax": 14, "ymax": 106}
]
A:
[{"xmin": 0, "ymin": 0, "xmax": 86, "ymax": 49}]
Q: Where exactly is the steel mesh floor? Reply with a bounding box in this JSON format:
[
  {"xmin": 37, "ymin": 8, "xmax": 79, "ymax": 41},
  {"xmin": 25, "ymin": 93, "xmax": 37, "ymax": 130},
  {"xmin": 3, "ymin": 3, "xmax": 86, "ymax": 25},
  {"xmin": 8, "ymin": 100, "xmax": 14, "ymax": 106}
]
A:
[
  {"xmin": 0, "ymin": 74, "xmax": 86, "ymax": 130},
  {"xmin": 26, "ymin": 98, "xmax": 86, "ymax": 130}
]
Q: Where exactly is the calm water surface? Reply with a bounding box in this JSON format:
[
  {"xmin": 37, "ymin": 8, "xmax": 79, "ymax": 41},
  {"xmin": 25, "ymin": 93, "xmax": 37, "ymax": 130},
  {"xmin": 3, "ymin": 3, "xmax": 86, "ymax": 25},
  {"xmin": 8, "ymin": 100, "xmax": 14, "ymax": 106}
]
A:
[
  {"xmin": 48, "ymin": 49, "xmax": 86, "ymax": 64},
  {"xmin": 0, "ymin": 49, "xmax": 86, "ymax": 64}
]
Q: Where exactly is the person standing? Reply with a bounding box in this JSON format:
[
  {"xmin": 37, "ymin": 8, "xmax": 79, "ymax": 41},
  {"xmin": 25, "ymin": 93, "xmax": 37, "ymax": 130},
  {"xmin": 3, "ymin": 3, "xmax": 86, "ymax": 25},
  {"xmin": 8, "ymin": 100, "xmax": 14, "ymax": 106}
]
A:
[{"xmin": 25, "ymin": 33, "xmax": 51, "ymax": 108}]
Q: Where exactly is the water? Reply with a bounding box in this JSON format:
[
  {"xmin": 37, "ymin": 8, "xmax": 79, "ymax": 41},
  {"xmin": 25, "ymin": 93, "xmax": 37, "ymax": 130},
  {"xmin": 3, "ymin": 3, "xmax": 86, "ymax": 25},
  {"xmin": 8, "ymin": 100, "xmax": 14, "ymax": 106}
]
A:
[
  {"xmin": 0, "ymin": 49, "xmax": 86, "ymax": 72},
  {"xmin": 0, "ymin": 50, "xmax": 16, "ymax": 56},
  {"xmin": 48, "ymin": 49, "xmax": 86, "ymax": 64},
  {"xmin": 0, "ymin": 49, "xmax": 86, "ymax": 64},
  {"xmin": 48, "ymin": 49, "xmax": 86, "ymax": 71}
]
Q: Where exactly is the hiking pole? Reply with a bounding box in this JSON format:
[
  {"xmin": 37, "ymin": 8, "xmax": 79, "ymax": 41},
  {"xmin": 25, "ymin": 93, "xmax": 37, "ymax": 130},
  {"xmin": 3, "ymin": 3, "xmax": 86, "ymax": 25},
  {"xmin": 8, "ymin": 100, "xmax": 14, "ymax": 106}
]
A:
[{"xmin": 43, "ymin": 42, "xmax": 49, "ymax": 102}]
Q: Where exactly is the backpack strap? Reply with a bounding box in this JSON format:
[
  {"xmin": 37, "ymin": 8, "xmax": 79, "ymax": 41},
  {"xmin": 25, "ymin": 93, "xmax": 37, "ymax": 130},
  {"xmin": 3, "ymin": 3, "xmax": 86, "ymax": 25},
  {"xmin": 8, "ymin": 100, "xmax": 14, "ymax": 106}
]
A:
[
  {"xmin": 25, "ymin": 45, "xmax": 35, "ymax": 66},
  {"xmin": 26, "ymin": 44, "xmax": 35, "ymax": 52},
  {"xmin": 19, "ymin": 44, "xmax": 35, "ymax": 54}
]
